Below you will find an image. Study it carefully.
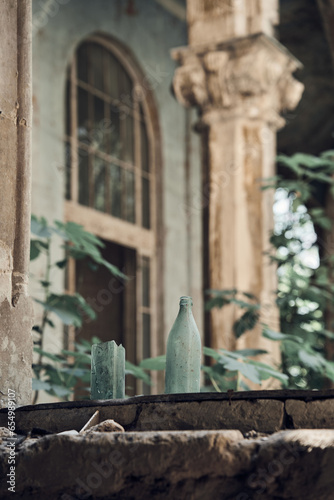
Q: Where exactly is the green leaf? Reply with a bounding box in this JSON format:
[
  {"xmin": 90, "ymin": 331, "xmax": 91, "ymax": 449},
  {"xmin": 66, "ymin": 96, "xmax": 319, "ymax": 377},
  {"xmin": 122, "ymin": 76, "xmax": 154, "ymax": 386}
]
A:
[
  {"xmin": 320, "ymin": 330, "xmax": 334, "ymax": 340},
  {"xmin": 55, "ymin": 259, "xmax": 67, "ymax": 269},
  {"xmin": 219, "ymin": 357, "xmax": 263, "ymax": 385},
  {"xmin": 34, "ymin": 293, "xmax": 96, "ymax": 327},
  {"xmin": 61, "ymin": 350, "xmax": 91, "ymax": 364},
  {"xmin": 125, "ymin": 361, "xmax": 151, "ymax": 385},
  {"xmin": 205, "ymin": 289, "xmax": 237, "ymax": 296},
  {"xmin": 32, "ymin": 379, "xmax": 51, "ymax": 391},
  {"xmin": 324, "ymin": 360, "xmax": 334, "ymax": 382},
  {"xmin": 55, "ymin": 221, "xmax": 127, "ymax": 280},
  {"xmin": 205, "ymin": 296, "xmax": 230, "ymax": 310},
  {"xmin": 50, "ymin": 385, "xmax": 73, "ymax": 398},
  {"xmin": 45, "ymin": 318, "xmax": 55, "ymax": 328},
  {"xmin": 233, "ymin": 349, "xmax": 268, "ymax": 357},
  {"xmin": 33, "ymin": 347, "xmax": 64, "ymax": 363},
  {"xmin": 233, "ymin": 309, "xmax": 260, "ymax": 338},
  {"xmin": 248, "ymin": 360, "xmax": 289, "ymax": 384},
  {"xmin": 58, "ymin": 367, "xmax": 88, "ymax": 377},
  {"xmin": 30, "ymin": 240, "xmax": 41, "ymax": 261},
  {"xmin": 242, "ymin": 292, "xmax": 258, "ymax": 300},
  {"xmin": 139, "ymin": 355, "xmax": 166, "ymax": 371},
  {"xmin": 298, "ymin": 349, "xmax": 325, "ymax": 371},
  {"xmin": 203, "ymin": 346, "xmax": 221, "ymax": 361},
  {"xmin": 40, "ymin": 280, "xmax": 51, "ymax": 288},
  {"xmin": 31, "ymin": 215, "xmax": 53, "ymax": 238},
  {"xmin": 262, "ymin": 327, "xmax": 303, "ymax": 344},
  {"xmin": 230, "ymin": 298, "xmax": 259, "ymax": 310},
  {"xmin": 320, "ymin": 150, "xmax": 334, "ymax": 160}
]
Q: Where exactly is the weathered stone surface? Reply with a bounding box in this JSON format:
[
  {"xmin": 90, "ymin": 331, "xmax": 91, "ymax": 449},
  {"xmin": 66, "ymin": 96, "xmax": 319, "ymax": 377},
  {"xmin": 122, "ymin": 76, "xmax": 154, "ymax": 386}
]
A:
[
  {"xmin": 134, "ymin": 399, "xmax": 284, "ymax": 434},
  {"xmin": 84, "ymin": 419, "xmax": 124, "ymax": 434},
  {"xmin": 0, "ymin": 429, "xmax": 333, "ymax": 499},
  {"xmin": 0, "ymin": 395, "xmax": 285, "ymax": 435},
  {"xmin": 285, "ymin": 399, "xmax": 334, "ymax": 429},
  {"xmin": 0, "ymin": 403, "xmax": 138, "ymax": 435},
  {"xmin": 187, "ymin": 0, "xmax": 279, "ymax": 45},
  {"xmin": 172, "ymin": 34, "xmax": 304, "ymax": 129}
]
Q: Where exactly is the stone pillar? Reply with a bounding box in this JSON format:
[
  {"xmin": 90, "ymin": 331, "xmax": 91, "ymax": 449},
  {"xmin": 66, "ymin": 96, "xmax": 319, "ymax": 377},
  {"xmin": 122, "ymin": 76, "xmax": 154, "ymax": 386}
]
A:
[
  {"xmin": 172, "ymin": 7, "xmax": 304, "ymax": 362},
  {"xmin": 0, "ymin": 0, "xmax": 33, "ymax": 407}
]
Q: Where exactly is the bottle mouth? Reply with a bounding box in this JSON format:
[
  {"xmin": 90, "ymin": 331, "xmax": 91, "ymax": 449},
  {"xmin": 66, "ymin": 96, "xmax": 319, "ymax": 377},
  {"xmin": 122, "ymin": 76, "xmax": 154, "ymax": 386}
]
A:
[{"xmin": 180, "ymin": 296, "xmax": 193, "ymax": 306}]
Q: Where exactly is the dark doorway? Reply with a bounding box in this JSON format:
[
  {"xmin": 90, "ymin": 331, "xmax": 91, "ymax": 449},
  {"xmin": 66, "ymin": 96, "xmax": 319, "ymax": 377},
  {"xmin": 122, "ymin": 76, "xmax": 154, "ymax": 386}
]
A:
[{"xmin": 75, "ymin": 239, "xmax": 137, "ymax": 395}]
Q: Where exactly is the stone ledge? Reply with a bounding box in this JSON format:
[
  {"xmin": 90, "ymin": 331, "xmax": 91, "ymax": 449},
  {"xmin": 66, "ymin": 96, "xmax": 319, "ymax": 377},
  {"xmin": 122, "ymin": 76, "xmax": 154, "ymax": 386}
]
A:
[
  {"xmin": 0, "ymin": 397, "xmax": 284, "ymax": 435},
  {"xmin": 0, "ymin": 429, "xmax": 333, "ymax": 499},
  {"xmin": 2, "ymin": 390, "xmax": 334, "ymax": 434},
  {"xmin": 134, "ymin": 399, "xmax": 283, "ymax": 434},
  {"xmin": 285, "ymin": 399, "xmax": 334, "ymax": 429}
]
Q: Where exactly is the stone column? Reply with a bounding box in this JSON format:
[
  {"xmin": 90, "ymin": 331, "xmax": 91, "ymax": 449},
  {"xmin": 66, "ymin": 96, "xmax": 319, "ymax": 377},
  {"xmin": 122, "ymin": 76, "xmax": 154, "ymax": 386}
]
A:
[
  {"xmin": 0, "ymin": 0, "xmax": 33, "ymax": 407},
  {"xmin": 172, "ymin": 30, "xmax": 304, "ymax": 362}
]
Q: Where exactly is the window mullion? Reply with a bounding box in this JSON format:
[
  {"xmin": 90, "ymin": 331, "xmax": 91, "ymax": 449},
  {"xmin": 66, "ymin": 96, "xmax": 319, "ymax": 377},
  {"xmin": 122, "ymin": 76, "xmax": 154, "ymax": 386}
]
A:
[
  {"xmin": 87, "ymin": 45, "xmax": 94, "ymax": 208},
  {"xmin": 136, "ymin": 251, "xmax": 144, "ymax": 394},
  {"xmin": 134, "ymin": 100, "xmax": 141, "ymax": 226},
  {"xmin": 70, "ymin": 54, "xmax": 78, "ymax": 202},
  {"xmin": 105, "ymin": 102, "xmax": 111, "ymax": 214}
]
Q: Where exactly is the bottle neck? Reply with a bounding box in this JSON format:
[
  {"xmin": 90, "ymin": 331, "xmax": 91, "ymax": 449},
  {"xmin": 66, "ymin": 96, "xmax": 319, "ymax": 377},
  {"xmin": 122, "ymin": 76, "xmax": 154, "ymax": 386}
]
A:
[
  {"xmin": 179, "ymin": 296, "xmax": 193, "ymax": 316},
  {"xmin": 179, "ymin": 296, "xmax": 193, "ymax": 307}
]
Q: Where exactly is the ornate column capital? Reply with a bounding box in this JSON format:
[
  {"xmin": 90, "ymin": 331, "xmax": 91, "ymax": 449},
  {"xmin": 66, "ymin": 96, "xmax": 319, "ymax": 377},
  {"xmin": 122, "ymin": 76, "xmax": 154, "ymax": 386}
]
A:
[{"xmin": 171, "ymin": 33, "xmax": 304, "ymax": 129}]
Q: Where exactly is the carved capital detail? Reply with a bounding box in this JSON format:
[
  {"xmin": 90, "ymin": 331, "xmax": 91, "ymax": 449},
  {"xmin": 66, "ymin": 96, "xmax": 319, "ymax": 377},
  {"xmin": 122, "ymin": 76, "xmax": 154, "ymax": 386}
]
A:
[{"xmin": 172, "ymin": 33, "xmax": 304, "ymax": 129}]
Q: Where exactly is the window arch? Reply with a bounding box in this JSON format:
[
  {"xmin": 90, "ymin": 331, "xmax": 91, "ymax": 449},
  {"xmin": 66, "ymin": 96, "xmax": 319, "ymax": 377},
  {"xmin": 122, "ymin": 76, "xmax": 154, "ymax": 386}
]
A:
[
  {"xmin": 65, "ymin": 37, "xmax": 151, "ymax": 228},
  {"xmin": 64, "ymin": 35, "xmax": 161, "ymax": 393}
]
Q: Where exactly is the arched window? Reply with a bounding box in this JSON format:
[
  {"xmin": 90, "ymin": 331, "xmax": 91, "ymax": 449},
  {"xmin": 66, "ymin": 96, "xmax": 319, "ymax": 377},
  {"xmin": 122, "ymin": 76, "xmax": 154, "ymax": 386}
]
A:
[
  {"xmin": 65, "ymin": 38, "xmax": 151, "ymax": 227},
  {"xmin": 64, "ymin": 35, "xmax": 160, "ymax": 393}
]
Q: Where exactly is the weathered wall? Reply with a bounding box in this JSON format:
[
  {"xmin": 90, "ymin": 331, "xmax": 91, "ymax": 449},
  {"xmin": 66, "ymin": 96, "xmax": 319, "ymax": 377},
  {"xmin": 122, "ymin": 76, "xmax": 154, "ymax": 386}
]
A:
[
  {"xmin": 30, "ymin": 0, "xmax": 203, "ymax": 365},
  {"xmin": 0, "ymin": 0, "xmax": 34, "ymax": 407}
]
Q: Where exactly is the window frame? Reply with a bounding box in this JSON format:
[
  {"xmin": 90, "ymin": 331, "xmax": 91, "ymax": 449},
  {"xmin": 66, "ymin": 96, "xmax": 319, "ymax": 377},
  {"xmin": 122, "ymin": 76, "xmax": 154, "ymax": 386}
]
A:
[{"xmin": 64, "ymin": 34, "xmax": 162, "ymax": 392}]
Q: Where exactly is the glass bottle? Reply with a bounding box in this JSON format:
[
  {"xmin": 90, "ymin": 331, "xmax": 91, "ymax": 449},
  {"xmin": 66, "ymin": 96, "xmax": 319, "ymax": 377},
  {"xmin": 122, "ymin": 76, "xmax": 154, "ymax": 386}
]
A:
[{"xmin": 165, "ymin": 296, "xmax": 201, "ymax": 393}]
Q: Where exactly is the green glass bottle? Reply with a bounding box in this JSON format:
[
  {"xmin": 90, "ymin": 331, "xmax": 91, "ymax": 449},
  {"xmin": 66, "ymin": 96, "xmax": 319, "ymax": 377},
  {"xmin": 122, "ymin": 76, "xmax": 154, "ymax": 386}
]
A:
[{"xmin": 165, "ymin": 296, "xmax": 201, "ymax": 394}]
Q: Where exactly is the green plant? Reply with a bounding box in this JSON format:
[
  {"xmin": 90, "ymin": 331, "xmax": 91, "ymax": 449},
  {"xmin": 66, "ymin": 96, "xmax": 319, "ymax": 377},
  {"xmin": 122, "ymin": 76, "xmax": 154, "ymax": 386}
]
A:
[
  {"xmin": 198, "ymin": 151, "xmax": 334, "ymax": 391},
  {"xmin": 262, "ymin": 151, "xmax": 334, "ymax": 388},
  {"xmin": 33, "ymin": 337, "xmax": 150, "ymax": 401},
  {"xmin": 30, "ymin": 215, "xmax": 127, "ymax": 402},
  {"xmin": 203, "ymin": 289, "xmax": 288, "ymax": 390},
  {"xmin": 136, "ymin": 341, "xmax": 287, "ymax": 392}
]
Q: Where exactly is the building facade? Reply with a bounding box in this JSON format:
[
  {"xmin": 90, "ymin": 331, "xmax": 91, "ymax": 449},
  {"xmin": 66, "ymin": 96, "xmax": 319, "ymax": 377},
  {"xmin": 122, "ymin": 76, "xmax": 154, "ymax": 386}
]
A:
[
  {"xmin": 30, "ymin": 0, "xmax": 203, "ymax": 393},
  {"xmin": 29, "ymin": 0, "xmax": 306, "ymax": 398}
]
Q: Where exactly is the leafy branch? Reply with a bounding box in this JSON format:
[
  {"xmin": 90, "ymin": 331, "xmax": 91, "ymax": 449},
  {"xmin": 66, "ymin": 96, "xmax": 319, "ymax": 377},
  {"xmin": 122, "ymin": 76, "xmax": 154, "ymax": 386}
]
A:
[{"xmin": 31, "ymin": 215, "xmax": 127, "ymax": 403}]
